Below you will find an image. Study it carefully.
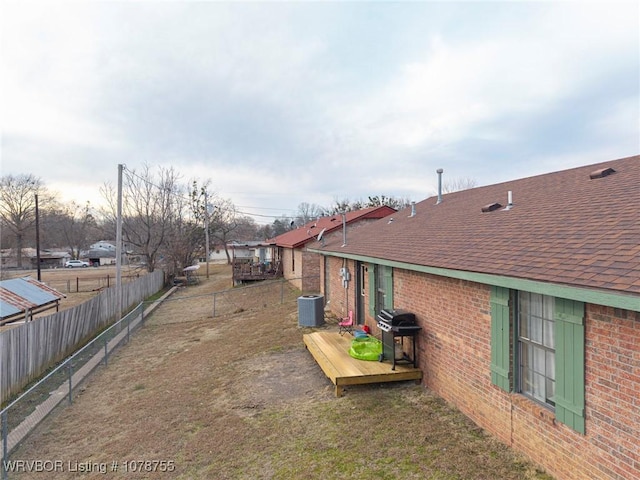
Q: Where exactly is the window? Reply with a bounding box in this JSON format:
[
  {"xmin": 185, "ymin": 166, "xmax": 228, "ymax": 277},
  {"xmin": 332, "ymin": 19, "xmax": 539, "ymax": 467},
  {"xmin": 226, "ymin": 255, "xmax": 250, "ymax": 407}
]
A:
[
  {"xmin": 368, "ymin": 264, "xmax": 393, "ymax": 316},
  {"xmin": 518, "ymin": 292, "xmax": 555, "ymax": 407},
  {"xmin": 490, "ymin": 287, "xmax": 585, "ymax": 434}
]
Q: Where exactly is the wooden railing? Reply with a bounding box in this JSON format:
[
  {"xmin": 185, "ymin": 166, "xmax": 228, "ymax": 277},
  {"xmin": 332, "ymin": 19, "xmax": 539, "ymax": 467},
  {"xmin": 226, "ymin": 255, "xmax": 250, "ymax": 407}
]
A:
[{"xmin": 232, "ymin": 260, "xmax": 283, "ymax": 284}]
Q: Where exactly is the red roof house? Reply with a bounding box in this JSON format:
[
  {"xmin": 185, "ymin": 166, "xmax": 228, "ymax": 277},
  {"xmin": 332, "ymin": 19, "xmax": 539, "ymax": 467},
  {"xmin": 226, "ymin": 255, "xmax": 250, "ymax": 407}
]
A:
[{"xmin": 270, "ymin": 206, "xmax": 395, "ymax": 294}]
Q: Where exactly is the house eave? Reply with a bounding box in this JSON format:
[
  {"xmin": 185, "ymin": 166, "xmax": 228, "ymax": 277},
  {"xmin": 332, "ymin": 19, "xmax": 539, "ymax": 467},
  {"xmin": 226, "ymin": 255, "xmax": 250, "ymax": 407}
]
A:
[{"xmin": 310, "ymin": 248, "xmax": 640, "ymax": 312}]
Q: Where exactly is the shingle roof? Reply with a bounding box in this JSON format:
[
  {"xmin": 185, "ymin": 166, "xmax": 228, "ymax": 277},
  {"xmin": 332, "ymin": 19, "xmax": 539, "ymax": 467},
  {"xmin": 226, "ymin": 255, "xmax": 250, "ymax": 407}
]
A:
[
  {"xmin": 270, "ymin": 206, "xmax": 396, "ymax": 249},
  {"xmin": 317, "ymin": 155, "xmax": 640, "ymax": 295}
]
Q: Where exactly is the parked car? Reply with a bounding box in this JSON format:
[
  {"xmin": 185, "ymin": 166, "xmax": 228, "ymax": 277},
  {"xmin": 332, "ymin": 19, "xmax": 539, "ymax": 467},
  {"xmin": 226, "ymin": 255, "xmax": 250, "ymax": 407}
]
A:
[{"xmin": 65, "ymin": 260, "xmax": 89, "ymax": 268}]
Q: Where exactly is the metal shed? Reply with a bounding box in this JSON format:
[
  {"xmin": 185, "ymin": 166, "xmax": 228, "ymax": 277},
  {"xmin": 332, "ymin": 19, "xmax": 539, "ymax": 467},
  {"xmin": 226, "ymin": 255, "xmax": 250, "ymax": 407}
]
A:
[{"xmin": 0, "ymin": 277, "xmax": 66, "ymax": 325}]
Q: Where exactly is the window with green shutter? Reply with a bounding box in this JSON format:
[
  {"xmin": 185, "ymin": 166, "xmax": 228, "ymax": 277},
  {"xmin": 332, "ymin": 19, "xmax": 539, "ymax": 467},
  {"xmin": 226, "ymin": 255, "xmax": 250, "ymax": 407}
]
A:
[
  {"xmin": 490, "ymin": 288, "xmax": 586, "ymax": 434},
  {"xmin": 490, "ymin": 286, "xmax": 511, "ymax": 392},
  {"xmin": 554, "ymin": 298, "xmax": 585, "ymax": 434}
]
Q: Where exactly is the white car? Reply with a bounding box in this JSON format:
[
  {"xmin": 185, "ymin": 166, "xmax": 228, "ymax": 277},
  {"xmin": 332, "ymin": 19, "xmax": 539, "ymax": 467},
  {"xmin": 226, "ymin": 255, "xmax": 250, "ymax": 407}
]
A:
[{"xmin": 65, "ymin": 259, "xmax": 89, "ymax": 268}]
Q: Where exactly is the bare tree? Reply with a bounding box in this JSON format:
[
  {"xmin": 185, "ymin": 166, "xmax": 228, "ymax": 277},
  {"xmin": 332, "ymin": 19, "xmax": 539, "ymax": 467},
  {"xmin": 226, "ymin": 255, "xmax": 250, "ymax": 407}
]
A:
[
  {"xmin": 326, "ymin": 198, "xmax": 355, "ymax": 215},
  {"xmin": 101, "ymin": 164, "xmax": 182, "ymax": 272},
  {"xmin": 442, "ymin": 177, "xmax": 477, "ymax": 194},
  {"xmin": 0, "ymin": 174, "xmax": 49, "ymax": 268},
  {"xmin": 162, "ymin": 191, "xmax": 201, "ymax": 276},
  {"xmin": 258, "ymin": 216, "xmax": 294, "ymax": 239},
  {"xmin": 295, "ymin": 202, "xmax": 327, "ymax": 226},
  {"xmin": 326, "ymin": 195, "xmax": 410, "ymax": 214},
  {"xmin": 364, "ymin": 195, "xmax": 412, "ymax": 210},
  {"xmin": 233, "ymin": 216, "xmax": 259, "ymax": 241},
  {"xmin": 47, "ymin": 202, "xmax": 97, "ymax": 259},
  {"xmin": 209, "ymin": 197, "xmax": 242, "ymax": 264}
]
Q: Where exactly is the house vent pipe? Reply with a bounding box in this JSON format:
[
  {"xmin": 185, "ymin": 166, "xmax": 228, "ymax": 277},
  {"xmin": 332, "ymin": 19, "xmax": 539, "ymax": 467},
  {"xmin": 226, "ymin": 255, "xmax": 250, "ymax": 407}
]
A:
[
  {"xmin": 341, "ymin": 212, "xmax": 347, "ymax": 247},
  {"xmin": 409, "ymin": 201, "xmax": 416, "ymax": 217},
  {"xmin": 504, "ymin": 190, "xmax": 513, "ymax": 210},
  {"xmin": 436, "ymin": 168, "xmax": 444, "ymax": 204}
]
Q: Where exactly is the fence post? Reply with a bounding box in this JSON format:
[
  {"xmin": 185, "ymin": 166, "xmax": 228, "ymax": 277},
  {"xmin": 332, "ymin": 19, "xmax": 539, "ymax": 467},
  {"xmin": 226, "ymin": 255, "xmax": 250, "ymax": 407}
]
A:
[
  {"xmin": 2, "ymin": 410, "xmax": 7, "ymax": 480},
  {"xmin": 213, "ymin": 293, "xmax": 217, "ymax": 318},
  {"xmin": 68, "ymin": 363, "xmax": 73, "ymax": 405}
]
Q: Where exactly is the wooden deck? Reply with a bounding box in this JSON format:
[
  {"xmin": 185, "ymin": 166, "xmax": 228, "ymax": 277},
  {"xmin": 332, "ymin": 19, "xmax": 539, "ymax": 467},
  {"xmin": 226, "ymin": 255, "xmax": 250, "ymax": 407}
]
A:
[{"xmin": 303, "ymin": 331, "xmax": 423, "ymax": 397}]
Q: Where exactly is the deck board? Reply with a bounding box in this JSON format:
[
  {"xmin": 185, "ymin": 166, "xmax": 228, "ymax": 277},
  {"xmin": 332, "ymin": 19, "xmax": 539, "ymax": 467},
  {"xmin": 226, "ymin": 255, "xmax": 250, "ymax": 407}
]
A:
[{"xmin": 303, "ymin": 331, "xmax": 422, "ymax": 397}]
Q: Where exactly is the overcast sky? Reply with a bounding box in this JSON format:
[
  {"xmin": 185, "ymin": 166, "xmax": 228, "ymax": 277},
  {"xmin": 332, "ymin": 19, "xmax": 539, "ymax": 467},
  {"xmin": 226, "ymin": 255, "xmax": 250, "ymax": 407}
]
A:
[{"xmin": 2, "ymin": 1, "xmax": 638, "ymax": 224}]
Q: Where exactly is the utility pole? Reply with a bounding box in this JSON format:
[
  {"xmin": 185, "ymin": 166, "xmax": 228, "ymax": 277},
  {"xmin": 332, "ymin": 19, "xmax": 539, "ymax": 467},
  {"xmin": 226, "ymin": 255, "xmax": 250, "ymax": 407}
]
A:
[
  {"xmin": 116, "ymin": 164, "xmax": 123, "ymax": 320},
  {"xmin": 35, "ymin": 194, "xmax": 41, "ymax": 281},
  {"xmin": 204, "ymin": 191, "xmax": 210, "ymax": 279}
]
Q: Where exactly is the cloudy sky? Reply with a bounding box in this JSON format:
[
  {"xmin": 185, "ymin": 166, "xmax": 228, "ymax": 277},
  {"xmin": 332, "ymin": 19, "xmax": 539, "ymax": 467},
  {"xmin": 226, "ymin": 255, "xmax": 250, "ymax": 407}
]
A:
[{"xmin": 2, "ymin": 1, "xmax": 638, "ymax": 224}]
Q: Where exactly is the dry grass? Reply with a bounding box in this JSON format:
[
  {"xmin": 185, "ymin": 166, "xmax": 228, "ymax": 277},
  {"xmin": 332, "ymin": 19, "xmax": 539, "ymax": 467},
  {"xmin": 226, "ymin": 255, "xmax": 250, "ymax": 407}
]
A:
[{"xmin": 8, "ymin": 265, "xmax": 553, "ymax": 479}]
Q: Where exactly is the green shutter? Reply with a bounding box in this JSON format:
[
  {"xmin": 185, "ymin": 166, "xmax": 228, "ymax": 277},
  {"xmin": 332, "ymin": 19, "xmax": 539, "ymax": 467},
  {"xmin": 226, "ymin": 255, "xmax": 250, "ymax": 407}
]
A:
[
  {"xmin": 554, "ymin": 298, "xmax": 585, "ymax": 434},
  {"xmin": 490, "ymin": 286, "xmax": 511, "ymax": 392},
  {"xmin": 383, "ymin": 266, "xmax": 394, "ymax": 310},
  {"xmin": 368, "ymin": 264, "xmax": 376, "ymax": 316}
]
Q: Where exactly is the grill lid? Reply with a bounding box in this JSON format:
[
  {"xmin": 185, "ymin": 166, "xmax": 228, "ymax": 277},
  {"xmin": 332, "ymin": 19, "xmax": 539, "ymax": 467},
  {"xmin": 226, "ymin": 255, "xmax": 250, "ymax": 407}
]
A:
[{"xmin": 377, "ymin": 308, "xmax": 416, "ymax": 326}]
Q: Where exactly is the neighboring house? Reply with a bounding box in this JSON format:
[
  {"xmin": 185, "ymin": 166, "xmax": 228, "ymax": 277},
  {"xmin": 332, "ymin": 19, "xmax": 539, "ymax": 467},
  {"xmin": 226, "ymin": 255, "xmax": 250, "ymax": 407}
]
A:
[
  {"xmin": 270, "ymin": 206, "xmax": 396, "ymax": 294},
  {"xmin": 309, "ymin": 155, "xmax": 640, "ymax": 480},
  {"xmin": 0, "ymin": 248, "xmax": 70, "ymax": 270},
  {"xmin": 87, "ymin": 241, "xmax": 134, "ymax": 266},
  {"xmin": 89, "ymin": 241, "xmax": 117, "ymax": 251},
  {"xmin": 199, "ymin": 244, "xmax": 228, "ymax": 264},
  {"xmin": 230, "ymin": 241, "xmax": 281, "ymax": 285},
  {"xmin": 86, "ymin": 246, "xmax": 117, "ymax": 266}
]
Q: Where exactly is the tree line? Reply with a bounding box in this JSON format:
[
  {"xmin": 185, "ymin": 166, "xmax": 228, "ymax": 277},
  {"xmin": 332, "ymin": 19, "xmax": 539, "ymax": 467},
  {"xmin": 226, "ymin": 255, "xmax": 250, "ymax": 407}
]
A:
[{"xmin": 1, "ymin": 165, "xmax": 435, "ymax": 275}]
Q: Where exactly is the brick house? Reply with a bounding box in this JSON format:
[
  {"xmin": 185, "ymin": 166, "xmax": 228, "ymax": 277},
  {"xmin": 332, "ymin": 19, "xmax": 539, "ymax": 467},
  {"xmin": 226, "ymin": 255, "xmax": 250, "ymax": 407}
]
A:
[
  {"xmin": 310, "ymin": 155, "xmax": 640, "ymax": 480},
  {"xmin": 269, "ymin": 206, "xmax": 395, "ymax": 294}
]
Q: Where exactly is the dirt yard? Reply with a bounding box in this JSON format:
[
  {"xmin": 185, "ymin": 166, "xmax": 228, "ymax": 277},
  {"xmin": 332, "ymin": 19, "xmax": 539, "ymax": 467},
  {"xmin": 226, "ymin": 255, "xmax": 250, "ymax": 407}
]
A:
[{"xmin": 7, "ymin": 265, "xmax": 553, "ymax": 479}]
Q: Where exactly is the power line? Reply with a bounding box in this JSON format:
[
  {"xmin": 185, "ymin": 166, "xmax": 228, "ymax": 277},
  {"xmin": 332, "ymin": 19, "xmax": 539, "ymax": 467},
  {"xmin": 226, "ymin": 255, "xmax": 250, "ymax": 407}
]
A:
[{"xmin": 121, "ymin": 166, "xmax": 295, "ymax": 224}]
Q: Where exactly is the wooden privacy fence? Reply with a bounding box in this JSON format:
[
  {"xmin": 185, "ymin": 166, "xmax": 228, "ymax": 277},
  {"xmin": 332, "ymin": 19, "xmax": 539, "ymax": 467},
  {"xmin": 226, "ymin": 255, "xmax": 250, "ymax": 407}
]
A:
[{"xmin": 0, "ymin": 271, "xmax": 165, "ymax": 405}]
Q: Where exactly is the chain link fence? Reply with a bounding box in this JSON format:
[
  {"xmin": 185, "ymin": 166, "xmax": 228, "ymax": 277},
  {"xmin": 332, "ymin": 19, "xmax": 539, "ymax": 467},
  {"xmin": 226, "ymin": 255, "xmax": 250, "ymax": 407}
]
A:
[
  {"xmin": 1, "ymin": 303, "xmax": 146, "ymax": 479},
  {"xmin": 1, "ymin": 277, "xmax": 317, "ymax": 479},
  {"xmin": 44, "ymin": 273, "xmax": 144, "ymax": 294}
]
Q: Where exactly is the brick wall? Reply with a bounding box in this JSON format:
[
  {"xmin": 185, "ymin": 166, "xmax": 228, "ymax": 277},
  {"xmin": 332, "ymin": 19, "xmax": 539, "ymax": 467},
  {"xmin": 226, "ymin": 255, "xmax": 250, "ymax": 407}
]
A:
[
  {"xmin": 324, "ymin": 256, "xmax": 351, "ymax": 318},
  {"xmin": 301, "ymin": 250, "xmax": 321, "ymax": 293},
  {"xmin": 582, "ymin": 305, "xmax": 640, "ymax": 480},
  {"xmin": 281, "ymin": 248, "xmax": 302, "ymax": 290},
  {"xmin": 321, "ymin": 260, "xmax": 640, "ymax": 480},
  {"xmin": 397, "ymin": 269, "xmax": 640, "ymax": 480}
]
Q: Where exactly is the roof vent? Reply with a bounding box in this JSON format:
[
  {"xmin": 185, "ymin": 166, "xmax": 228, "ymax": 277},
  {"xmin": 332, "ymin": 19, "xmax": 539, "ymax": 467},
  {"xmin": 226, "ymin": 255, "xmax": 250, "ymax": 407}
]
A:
[
  {"xmin": 436, "ymin": 168, "xmax": 444, "ymax": 204},
  {"xmin": 481, "ymin": 202, "xmax": 502, "ymax": 213},
  {"xmin": 503, "ymin": 191, "xmax": 513, "ymax": 211},
  {"xmin": 589, "ymin": 167, "xmax": 616, "ymax": 179}
]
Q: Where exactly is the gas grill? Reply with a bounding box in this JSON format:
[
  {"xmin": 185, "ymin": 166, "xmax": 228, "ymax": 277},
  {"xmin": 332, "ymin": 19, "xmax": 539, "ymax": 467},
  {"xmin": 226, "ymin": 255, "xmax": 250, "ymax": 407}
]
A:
[{"xmin": 376, "ymin": 308, "xmax": 421, "ymax": 370}]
